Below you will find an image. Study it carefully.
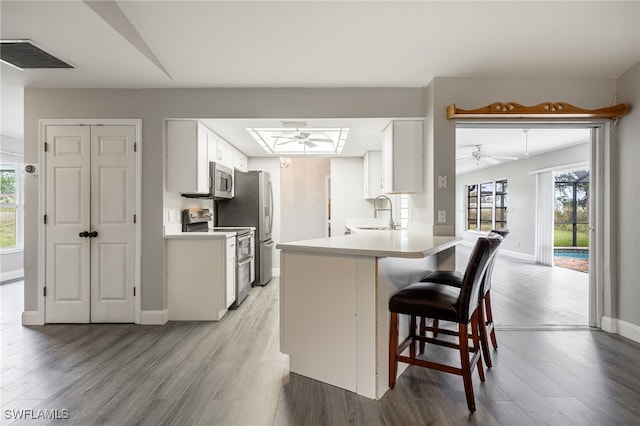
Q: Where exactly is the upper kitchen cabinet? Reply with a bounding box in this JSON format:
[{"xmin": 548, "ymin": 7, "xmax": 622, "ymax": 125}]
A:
[
  {"xmin": 166, "ymin": 120, "xmax": 212, "ymax": 194},
  {"xmin": 230, "ymin": 145, "xmax": 248, "ymax": 172},
  {"xmin": 210, "ymin": 132, "xmax": 230, "ymax": 167},
  {"xmin": 363, "ymin": 150, "xmax": 383, "ymax": 199},
  {"xmin": 382, "ymin": 120, "xmax": 423, "ymax": 194}
]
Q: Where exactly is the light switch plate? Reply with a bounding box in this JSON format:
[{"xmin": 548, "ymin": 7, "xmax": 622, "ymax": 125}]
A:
[{"xmin": 438, "ymin": 210, "xmax": 446, "ymax": 223}]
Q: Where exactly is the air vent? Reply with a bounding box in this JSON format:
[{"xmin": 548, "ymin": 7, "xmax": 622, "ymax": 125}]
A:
[{"xmin": 0, "ymin": 40, "xmax": 73, "ymax": 69}]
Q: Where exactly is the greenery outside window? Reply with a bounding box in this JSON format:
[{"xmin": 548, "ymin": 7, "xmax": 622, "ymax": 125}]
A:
[
  {"xmin": 554, "ymin": 171, "xmax": 589, "ymax": 247},
  {"xmin": 1, "ymin": 164, "xmax": 23, "ymax": 250},
  {"xmin": 466, "ymin": 179, "xmax": 508, "ymax": 232}
]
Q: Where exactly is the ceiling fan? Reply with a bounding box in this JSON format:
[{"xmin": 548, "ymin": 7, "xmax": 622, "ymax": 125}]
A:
[
  {"xmin": 457, "ymin": 144, "xmax": 518, "ymax": 165},
  {"xmin": 275, "ymin": 131, "xmax": 333, "ymax": 148}
]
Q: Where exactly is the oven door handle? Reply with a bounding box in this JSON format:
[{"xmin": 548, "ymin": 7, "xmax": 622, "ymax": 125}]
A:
[{"xmin": 237, "ymin": 256, "xmax": 254, "ymax": 266}]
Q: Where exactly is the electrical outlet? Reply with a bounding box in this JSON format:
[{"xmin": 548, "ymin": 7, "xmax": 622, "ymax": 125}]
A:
[
  {"xmin": 168, "ymin": 209, "xmax": 177, "ymax": 222},
  {"xmin": 438, "ymin": 210, "xmax": 446, "ymax": 223},
  {"xmin": 437, "ymin": 175, "xmax": 448, "ymax": 189}
]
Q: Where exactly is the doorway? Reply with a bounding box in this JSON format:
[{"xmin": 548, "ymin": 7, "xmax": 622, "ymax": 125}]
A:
[
  {"xmin": 279, "ymin": 157, "xmax": 331, "ymax": 242},
  {"xmin": 455, "ymin": 125, "xmax": 594, "ymax": 327},
  {"xmin": 40, "ymin": 120, "xmax": 141, "ymax": 323}
]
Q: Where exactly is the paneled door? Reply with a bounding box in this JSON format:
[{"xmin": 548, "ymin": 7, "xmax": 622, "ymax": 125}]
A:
[{"xmin": 45, "ymin": 125, "xmax": 137, "ymax": 323}]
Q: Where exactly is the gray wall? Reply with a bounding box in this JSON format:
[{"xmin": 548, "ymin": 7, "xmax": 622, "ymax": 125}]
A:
[
  {"xmin": 456, "ymin": 142, "xmax": 590, "ymax": 257},
  {"xmin": 615, "ymin": 61, "xmax": 640, "ymax": 328},
  {"xmin": 23, "ymin": 88, "xmax": 423, "ymax": 312},
  {"xmin": 22, "ymin": 70, "xmax": 640, "ymax": 333}
]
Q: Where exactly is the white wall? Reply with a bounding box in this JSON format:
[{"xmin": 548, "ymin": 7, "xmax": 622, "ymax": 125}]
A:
[
  {"xmin": 456, "ymin": 142, "xmax": 590, "ymax": 257},
  {"xmin": 0, "ymin": 135, "xmax": 24, "ymax": 282},
  {"xmin": 330, "ymin": 157, "xmax": 374, "ymax": 236},
  {"xmin": 280, "ymin": 158, "xmax": 330, "ymax": 242}
]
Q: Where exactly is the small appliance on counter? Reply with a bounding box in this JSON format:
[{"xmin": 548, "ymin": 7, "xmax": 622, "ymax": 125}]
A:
[{"xmin": 181, "ymin": 208, "xmax": 254, "ymax": 308}]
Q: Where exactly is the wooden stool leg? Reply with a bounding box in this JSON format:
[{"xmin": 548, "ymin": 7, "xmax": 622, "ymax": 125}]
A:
[
  {"xmin": 432, "ymin": 318, "xmax": 440, "ymax": 337},
  {"xmin": 471, "ymin": 312, "xmax": 485, "ymax": 383},
  {"xmin": 419, "ymin": 316, "xmax": 426, "ymax": 354},
  {"xmin": 389, "ymin": 312, "xmax": 399, "ymax": 388},
  {"xmin": 409, "ymin": 315, "xmax": 417, "ymax": 358},
  {"xmin": 458, "ymin": 322, "xmax": 476, "ymax": 412},
  {"xmin": 485, "ymin": 291, "xmax": 498, "ymax": 349},
  {"xmin": 477, "ymin": 298, "xmax": 493, "ymax": 368}
]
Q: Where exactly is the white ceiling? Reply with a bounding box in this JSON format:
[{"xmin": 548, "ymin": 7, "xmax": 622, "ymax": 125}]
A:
[{"xmin": 1, "ymin": 1, "xmax": 638, "ymax": 166}]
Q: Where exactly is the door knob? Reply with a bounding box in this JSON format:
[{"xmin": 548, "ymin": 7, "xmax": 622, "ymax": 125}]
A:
[
  {"xmin": 89, "ymin": 231, "xmax": 98, "ymax": 238},
  {"xmin": 79, "ymin": 231, "xmax": 90, "ymax": 238}
]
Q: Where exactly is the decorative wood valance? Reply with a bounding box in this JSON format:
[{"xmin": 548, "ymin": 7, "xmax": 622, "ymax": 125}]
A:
[{"xmin": 446, "ymin": 102, "xmax": 629, "ymax": 120}]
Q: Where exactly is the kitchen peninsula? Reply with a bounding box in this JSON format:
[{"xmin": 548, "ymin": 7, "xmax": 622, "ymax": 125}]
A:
[{"xmin": 277, "ymin": 231, "xmax": 460, "ymax": 400}]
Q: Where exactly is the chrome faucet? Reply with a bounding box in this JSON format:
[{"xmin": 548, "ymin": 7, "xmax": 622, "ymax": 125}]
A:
[{"xmin": 373, "ymin": 195, "xmax": 395, "ymax": 229}]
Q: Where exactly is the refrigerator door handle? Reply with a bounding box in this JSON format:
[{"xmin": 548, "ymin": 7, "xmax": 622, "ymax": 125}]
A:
[{"xmin": 268, "ymin": 181, "xmax": 274, "ymax": 234}]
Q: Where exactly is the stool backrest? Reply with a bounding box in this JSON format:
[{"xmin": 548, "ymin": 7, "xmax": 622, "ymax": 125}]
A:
[
  {"xmin": 479, "ymin": 229, "xmax": 510, "ymax": 295},
  {"xmin": 457, "ymin": 234, "xmax": 503, "ymax": 323}
]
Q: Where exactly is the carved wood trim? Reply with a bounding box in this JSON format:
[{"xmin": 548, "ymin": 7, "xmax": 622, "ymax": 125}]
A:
[{"xmin": 446, "ymin": 102, "xmax": 629, "ymax": 120}]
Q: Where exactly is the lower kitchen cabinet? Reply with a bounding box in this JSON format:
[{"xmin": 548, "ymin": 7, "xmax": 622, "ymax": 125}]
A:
[{"xmin": 167, "ymin": 235, "xmax": 236, "ymax": 320}]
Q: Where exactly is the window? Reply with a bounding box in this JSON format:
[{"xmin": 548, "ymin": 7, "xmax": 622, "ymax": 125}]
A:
[
  {"xmin": 399, "ymin": 194, "xmax": 409, "ymax": 229},
  {"xmin": 466, "ymin": 179, "xmax": 507, "ymax": 232},
  {"xmin": 554, "ymin": 171, "xmax": 589, "ymax": 247},
  {"xmin": 0, "ymin": 164, "xmax": 23, "ymax": 250}
]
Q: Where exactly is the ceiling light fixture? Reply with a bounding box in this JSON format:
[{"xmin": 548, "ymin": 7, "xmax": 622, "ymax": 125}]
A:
[{"xmin": 245, "ymin": 126, "xmax": 349, "ymax": 155}]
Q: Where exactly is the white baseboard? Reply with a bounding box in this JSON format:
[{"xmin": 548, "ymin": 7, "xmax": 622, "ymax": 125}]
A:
[
  {"xmin": 500, "ymin": 248, "xmax": 535, "ymax": 262},
  {"xmin": 601, "ymin": 316, "xmax": 640, "ymax": 343},
  {"xmin": 458, "ymin": 241, "xmax": 535, "ymax": 262},
  {"xmin": 1, "ymin": 269, "xmax": 24, "ymax": 283},
  {"xmin": 140, "ymin": 309, "xmax": 169, "ymax": 325},
  {"xmin": 22, "ymin": 311, "xmax": 42, "ymax": 325}
]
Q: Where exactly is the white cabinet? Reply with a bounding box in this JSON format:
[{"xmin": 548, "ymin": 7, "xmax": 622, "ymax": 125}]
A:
[
  {"xmin": 225, "ymin": 236, "xmax": 236, "ymax": 308},
  {"xmin": 166, "ymin": 120, "xmax": 211, "ymax": 194},
  {"xmin": 166, "ymin": 236, "xmax": 236, "ymax": 320},
  {"xmin": 382, "ymin": 120, "xmax": 423, "ymax": 194},
  {"xmin": 363, "ymin": 150, "xmax": 383, "ymax": 199},
  {"xmin": 231, "ymin": 146, "xmax": 248, "ymax": 172}
]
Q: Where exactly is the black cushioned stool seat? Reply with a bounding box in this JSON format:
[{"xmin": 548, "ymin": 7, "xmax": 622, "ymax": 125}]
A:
[
  {"xmin": 419, "ymin": 229, "xmax": 509, "ymax": 367},
  {"xmin": 388, "ymin": 234, "xmax": 503, "ymax": 412}
]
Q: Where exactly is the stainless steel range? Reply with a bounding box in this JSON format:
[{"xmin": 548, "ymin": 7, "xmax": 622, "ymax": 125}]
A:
[{"xmin": 182, "ymin": 209, "xmax": 254, "ymax": 308}]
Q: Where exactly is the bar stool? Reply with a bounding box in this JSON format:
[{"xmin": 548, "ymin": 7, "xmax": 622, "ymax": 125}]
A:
[
  {"xmin": 420, "ymin": 229, "xmax": 509, "ymax": 367},
  {"xmin": 388, "ymin": 234, "xmax": 503, "ymax": 412}
]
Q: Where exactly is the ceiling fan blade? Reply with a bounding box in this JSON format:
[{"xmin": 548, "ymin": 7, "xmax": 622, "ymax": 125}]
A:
[
  {"xmin": 306, "ymin": 138, "xmax": 333, "ymax": 143},
  {"xmin": 484, "ymin": 157, "xmax": 500, "ymax": 165},
  {"xmin": 493, "ymin": 156, "xmax": 519, "ymax": 160},
  {"xmin": 456, "ymin": 156, "xmax": 474, "ymax": 161},
  {"xmin": 304, "ymin": 141, "xmax": 318, "ymax": 148}
]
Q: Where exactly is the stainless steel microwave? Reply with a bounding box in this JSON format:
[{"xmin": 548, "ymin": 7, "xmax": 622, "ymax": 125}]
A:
[
  {"xmin": 210, "ymin": 162, "xmax": 233, "ymax": 199},
  {"xmin": 181, "ymin": 162, "xmax": 233, "ymax": 199}
]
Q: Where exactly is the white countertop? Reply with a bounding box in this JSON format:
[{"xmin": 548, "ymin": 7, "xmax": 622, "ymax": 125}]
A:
[{"xmin": 276, "ymin": 231, "xmax": 460, "ymax": 259}]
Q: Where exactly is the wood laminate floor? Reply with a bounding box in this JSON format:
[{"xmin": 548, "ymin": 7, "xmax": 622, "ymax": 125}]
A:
[{"xmin": 2, "ymin": 252, "xmax": 638, "ymax": 425}]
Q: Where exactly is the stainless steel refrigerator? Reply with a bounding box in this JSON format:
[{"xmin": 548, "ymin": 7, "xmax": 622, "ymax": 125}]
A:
[{"xmin": 217, "ymin": 171, "xmax": 274, "ymax": 286}]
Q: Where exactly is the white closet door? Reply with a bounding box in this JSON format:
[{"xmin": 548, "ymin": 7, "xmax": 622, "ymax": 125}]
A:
[
  {"xmin": 45, "ymin": 126, "xmax": 92, "ymax": 323},
  {"xmin": 90, "ymin": 125, "xmax": 136, "ymax": 322},
  {"xmin": 45, "ymin": 124, "xmax": 137, "ymax": 323}
]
